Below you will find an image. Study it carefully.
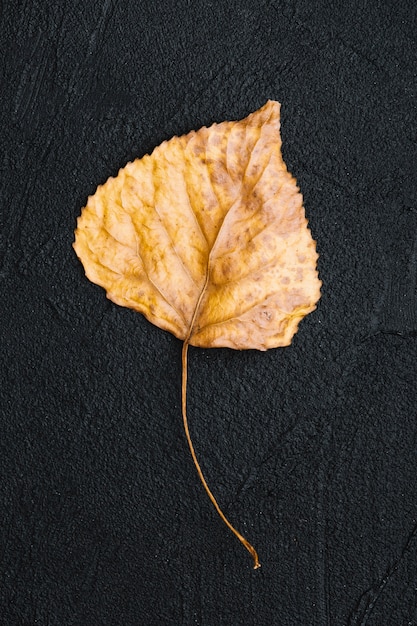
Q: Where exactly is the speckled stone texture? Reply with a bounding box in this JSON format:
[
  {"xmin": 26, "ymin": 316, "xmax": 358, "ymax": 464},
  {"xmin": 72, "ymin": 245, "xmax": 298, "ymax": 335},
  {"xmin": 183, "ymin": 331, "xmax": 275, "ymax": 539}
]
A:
[{"xmin": 1, "ymin": 1, "xmax": 417, "ymax": 624}]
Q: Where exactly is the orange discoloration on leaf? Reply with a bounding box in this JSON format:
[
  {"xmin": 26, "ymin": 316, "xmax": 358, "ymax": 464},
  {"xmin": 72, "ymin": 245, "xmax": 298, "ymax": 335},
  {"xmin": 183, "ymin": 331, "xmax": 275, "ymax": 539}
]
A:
[{"xmin": 73, "ymin": 100, "xmax": 321, "ymax": 569}]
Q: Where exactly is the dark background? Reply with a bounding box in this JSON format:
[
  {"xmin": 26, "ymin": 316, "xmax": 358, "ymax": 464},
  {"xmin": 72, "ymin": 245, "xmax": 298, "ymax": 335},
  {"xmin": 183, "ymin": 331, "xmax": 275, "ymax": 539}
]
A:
[{"xmin": 1, "ymin": 1, "xmax": 417, "ymax": 624}]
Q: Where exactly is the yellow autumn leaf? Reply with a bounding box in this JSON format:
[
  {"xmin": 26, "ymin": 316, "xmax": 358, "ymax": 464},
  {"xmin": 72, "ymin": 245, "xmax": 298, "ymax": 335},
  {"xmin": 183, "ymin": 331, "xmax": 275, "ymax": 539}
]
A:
[{"xmin": 74, "ymin": 100, "xmax": 321, "ymax": 568}]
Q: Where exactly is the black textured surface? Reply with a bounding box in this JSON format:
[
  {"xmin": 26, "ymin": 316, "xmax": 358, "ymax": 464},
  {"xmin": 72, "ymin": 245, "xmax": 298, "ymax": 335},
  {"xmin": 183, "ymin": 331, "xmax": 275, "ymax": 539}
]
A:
[{"xmin": 1, "ymin": 1, "xmax": 417, "ymax": 624}]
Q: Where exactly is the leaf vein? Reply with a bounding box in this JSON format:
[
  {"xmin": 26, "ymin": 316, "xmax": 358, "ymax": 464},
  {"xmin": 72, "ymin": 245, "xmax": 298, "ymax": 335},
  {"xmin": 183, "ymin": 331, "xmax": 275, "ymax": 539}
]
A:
[
  {"xmin": 92, "ymin": 222, "xmax": 188, "ymax": 325},
  {"xmin": 150, "ymin": 158, "xmax": 201, "ymax": 292}
]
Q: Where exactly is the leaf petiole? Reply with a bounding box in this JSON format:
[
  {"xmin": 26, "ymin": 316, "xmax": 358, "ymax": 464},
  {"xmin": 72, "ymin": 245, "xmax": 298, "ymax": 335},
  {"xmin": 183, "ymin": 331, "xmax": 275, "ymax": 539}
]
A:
[{"xmin": 181, "ymin": 340, "xmax": 260, "ymax": 569}]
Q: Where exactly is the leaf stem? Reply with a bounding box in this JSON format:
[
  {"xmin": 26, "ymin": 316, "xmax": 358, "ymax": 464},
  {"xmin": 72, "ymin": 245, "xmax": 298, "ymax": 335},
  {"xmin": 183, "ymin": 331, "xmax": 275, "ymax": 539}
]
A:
[{"xmin": 181, "ymin": 340, "xmax": 260, "ymax": 569}]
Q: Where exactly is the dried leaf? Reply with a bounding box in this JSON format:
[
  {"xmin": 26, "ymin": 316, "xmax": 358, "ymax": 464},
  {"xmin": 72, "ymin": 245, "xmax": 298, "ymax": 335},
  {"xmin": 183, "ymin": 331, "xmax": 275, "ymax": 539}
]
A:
[{"xmin": 74, "ymin": 100, "xmax": 321, "ymax": 568}]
